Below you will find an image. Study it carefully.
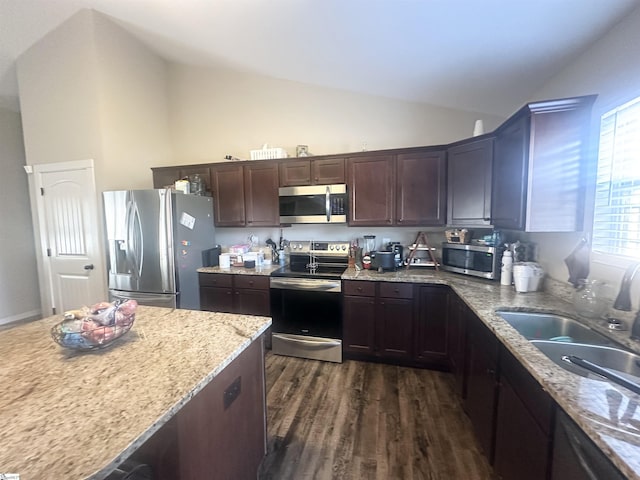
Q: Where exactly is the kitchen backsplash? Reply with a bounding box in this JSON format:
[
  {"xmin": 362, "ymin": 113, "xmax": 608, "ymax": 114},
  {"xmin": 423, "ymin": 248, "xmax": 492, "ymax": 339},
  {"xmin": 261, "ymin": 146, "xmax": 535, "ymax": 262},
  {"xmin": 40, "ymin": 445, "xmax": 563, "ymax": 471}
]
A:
[{"xmin": 214, "ymin": 225, "xmax": 449, "ymax": 254}]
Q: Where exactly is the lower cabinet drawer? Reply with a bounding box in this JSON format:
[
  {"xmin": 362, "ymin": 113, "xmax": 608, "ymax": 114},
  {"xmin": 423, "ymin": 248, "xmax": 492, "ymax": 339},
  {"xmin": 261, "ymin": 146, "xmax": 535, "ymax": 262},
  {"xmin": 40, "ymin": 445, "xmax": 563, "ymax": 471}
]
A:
[
  {"xmin": 234, "ymin": 275, "xmax": 269, "ymax": 290},
  {"xmin": 198, "ymin": 273, "xmax": 233, "ymax": 288},
  {"xmin": 343, "ymin": 280, "xmax": 376, "ymax": 297},
  {"xmin": 379, "ymin": 282, "xmax": 414, "ymax": 299}
]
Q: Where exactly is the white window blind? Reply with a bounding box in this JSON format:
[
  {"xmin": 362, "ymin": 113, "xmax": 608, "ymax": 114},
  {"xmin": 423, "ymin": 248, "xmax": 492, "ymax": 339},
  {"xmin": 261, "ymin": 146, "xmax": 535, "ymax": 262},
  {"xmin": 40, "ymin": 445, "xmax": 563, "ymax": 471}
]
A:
[{"xmin": 592, "ymin": 95, "xmax": 640, "ymax": 258}]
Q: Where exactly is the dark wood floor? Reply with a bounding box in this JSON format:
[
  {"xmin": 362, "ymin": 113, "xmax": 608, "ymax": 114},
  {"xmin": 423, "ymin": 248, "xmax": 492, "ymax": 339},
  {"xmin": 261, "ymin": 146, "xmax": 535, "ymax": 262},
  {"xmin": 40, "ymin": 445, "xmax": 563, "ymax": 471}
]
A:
[{"xmin": 259, "ymin": 353, "xmax": 494, "ymax": 480}]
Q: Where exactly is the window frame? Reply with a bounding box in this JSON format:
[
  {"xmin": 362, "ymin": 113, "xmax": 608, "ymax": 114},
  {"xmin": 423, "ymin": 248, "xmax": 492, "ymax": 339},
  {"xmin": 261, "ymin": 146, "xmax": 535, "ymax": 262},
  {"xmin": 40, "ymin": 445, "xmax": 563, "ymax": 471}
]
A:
[{"xmin": 590, "ymin": 93, "xmax": 640, "ymax": 267}]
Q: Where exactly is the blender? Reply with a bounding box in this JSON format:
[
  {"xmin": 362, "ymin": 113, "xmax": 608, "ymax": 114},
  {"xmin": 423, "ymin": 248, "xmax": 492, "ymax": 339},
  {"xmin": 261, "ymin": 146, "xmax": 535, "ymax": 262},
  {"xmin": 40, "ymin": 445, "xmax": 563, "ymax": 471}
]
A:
[{"xmin": 363, "ymin": 235, "xmax": 376, "ymax": 270}]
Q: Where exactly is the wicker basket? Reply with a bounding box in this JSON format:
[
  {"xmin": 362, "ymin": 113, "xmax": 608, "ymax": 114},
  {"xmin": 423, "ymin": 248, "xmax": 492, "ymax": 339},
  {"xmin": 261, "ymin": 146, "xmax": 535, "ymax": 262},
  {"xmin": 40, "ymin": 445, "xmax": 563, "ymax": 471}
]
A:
[
  {"xmin": 445, "ymin": 229, "xmax": 471, "ymax": 244},
  {"xmin": 51, "ymin": 300, "xmax": 136, "ymax": 350},
  {"xmin": 250, "ymin": 147, "xmax": 287, "ymax": 160}
]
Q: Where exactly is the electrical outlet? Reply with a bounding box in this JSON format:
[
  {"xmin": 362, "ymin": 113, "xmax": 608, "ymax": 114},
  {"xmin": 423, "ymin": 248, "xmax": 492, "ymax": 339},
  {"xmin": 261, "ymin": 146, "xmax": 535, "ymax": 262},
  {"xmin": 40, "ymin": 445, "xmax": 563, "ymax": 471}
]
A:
[
  {"xmin": 223, "ymin": 376, "xmax": 241, "ymax": 409},
  {"xmin": 382, "ymin": 237, "xmax": 391, "ymax": 245}
]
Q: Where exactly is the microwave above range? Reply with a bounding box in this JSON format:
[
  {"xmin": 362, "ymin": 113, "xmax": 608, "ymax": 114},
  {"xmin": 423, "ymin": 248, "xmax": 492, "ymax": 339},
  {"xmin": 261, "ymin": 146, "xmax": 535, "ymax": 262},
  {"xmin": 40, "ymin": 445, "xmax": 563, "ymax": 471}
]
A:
[
  {"xmin": 279, "ymin": 184, "xmax": 347, "ymax": 224},
  {"xmin": 440, "ymin": 242, "xmax": 501, "ymax": 280}
]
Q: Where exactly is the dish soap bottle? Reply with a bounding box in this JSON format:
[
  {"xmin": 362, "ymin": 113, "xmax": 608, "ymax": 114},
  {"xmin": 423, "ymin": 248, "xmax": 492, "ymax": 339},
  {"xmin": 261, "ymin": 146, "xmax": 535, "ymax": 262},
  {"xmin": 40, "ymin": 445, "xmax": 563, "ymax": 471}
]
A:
[{"xmin": 501, "ymin": 248, "xmax": 513, "ymax": 286}]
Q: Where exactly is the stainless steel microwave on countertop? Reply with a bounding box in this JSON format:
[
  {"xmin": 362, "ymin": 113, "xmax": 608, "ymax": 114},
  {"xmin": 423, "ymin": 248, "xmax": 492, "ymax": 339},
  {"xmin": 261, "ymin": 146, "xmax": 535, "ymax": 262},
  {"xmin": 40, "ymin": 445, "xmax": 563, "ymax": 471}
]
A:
[
  {"xmin": 279, "ymin": 184, "xmax": 347, "ymax": 224},
  {"xmin": 441, "ymin": 242, "xmax": 500, "ymax": 280}
]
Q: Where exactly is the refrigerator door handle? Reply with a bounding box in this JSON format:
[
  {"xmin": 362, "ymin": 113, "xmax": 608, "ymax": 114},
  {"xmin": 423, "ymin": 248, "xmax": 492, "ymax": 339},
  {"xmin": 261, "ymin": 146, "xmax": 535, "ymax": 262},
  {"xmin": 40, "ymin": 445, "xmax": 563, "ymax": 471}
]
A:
[
  {"xmin": 126, "ymin": 198, "xmax": 144, "ymax": 280},
  {"xmin": 159, "ymin": 192, "xmax": 172, "ymax": 292}
]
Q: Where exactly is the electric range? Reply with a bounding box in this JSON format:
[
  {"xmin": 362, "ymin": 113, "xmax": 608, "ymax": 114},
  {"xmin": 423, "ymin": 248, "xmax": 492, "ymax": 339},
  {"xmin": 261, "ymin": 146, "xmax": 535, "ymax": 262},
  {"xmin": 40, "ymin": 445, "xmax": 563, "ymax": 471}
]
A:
[{"xmin": 269, "ymin": 240, "xmax": 350, "ymax": 363}]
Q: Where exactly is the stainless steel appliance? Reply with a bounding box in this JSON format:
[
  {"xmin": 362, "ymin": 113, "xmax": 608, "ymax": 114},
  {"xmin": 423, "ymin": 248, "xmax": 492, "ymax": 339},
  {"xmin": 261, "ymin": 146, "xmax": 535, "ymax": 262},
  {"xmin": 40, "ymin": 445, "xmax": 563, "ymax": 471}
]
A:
[
  {"xmin": 103, "ymin": 189, "xmax": 215, "ymax": 309},
  {"xmin": 278, "ymin": 184, "xmax": 347, "ymax": 224},
  {"xmin": 441, "ymin": 242, "xmax": 501, "ymax": 280},
  {"xmin": 270, "ymin": 240, "xmax": 349, "ymax": 362}
]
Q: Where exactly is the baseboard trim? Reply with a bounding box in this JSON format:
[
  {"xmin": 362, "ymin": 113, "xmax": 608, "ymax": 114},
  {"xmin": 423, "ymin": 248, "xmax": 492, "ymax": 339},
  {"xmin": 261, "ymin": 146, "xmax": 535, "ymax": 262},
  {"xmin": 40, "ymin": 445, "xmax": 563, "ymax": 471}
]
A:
[{"xmin": 0, "ymin": 309, "xmax": 42, "ymax": 326}]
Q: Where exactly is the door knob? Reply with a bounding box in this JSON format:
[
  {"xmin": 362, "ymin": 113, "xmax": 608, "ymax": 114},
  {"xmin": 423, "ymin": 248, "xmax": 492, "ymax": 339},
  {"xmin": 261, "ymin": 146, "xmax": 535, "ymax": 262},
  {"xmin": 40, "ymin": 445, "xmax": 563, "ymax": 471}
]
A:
[{"xmin": 84, "ymin": 264, "xmax": 94, "ymax": 270}]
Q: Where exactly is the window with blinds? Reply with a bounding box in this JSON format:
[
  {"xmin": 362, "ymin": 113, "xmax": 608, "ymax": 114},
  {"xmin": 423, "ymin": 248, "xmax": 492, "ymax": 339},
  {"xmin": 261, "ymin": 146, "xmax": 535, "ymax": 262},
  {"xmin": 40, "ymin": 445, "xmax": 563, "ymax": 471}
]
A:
[{"xmin": 592, "ymin": 95, "xmax": 640, "ymax": 258}]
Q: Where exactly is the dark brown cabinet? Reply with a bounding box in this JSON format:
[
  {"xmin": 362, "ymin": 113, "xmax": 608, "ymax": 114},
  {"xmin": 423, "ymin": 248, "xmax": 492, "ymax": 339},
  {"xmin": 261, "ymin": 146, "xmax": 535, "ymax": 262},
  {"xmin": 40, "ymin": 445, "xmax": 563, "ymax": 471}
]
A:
[
  {"xmin": 493, "ymin": 346, "xmax": 553, "ymax": 480},
  {"xmin": 464, "ymin": 310, "xmax": 500, "ymax": 461},
  {"xmin": 244, "ymin": 162, "xmax": 279, "ymax": 227},
  {"xmin": 211, "ymin": 164, "xmax": 246, "ymax": 227},
  {"xmin": 491, "ymin": 115, "xmax": 528, "ymax": 230},
  {"xmin": 342, "ymin": 280, "xmax": 414, "ymax": 362},
  {"xmin": 210, "ymin": 162, "xmax": 279, "ymax": 227},
  {"xmin": 347, "ymin": 155, "xmax": 395, "ymax": 226},
  {"xmin": 199, "ymin": 273, "xmax": 270, "ymax": 317},
  {"xmin": 414, "ymin": 285, "xmax": 450, "ymax": 368},
  {"xmin": 151, "ymin": 165, "xmax": 212, "ymax": 193},
  {"xmin": 552, "ymin": 408, "xmax": 626, "ymax": 480},
  {"xmin": 279, "ymin": 157, "xmax": 345, "ymax": 186},
  {"xmin": 347, "ymin": 150, "xmax": 446, "ymax": 227},
  {"xmin": 396, "ymin": 150, "xmax": 447, "ymax": 226},
  {"xmin": 492, "ymin": 95, "xmax": 596, "ymax": 231},
  {"xmin": 131, "ymin": 339, "xmax": 266, "ymax": 480},
  {"xmin": 447, "ymin": 137, "xmax": 494, "ymax": 226},
  {"xmin": 378, "ymin": 283, "xmax": 414, "ymax": 360},
  {"xmin": 447, "ymin": 294, "xmax": 467, "ymax": 397}
]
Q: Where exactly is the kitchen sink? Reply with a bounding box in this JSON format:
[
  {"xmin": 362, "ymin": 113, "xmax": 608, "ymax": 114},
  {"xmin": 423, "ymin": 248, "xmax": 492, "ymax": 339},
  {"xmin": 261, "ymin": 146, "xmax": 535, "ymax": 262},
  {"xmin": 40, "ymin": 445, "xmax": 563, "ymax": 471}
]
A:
[
  {"xmin": 496, "ymin": 311, "xmax": 613, "ymax": 346},
  {"xmin": 531, "ymin": 340, "xmax": 640, "ymax": 384}
]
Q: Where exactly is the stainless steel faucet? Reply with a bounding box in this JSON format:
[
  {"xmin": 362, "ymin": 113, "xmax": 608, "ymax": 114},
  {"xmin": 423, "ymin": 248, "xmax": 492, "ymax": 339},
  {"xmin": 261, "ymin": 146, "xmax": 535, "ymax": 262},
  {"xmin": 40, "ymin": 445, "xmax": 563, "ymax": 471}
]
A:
[{"xmin": 613, "ymin": 262, "xmax": 640, "ymax": 340}]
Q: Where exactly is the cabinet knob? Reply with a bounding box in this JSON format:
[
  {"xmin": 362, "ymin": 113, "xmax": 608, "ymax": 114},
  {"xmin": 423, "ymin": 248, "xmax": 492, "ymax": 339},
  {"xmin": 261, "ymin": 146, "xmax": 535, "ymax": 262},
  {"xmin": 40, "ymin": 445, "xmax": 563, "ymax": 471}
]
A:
[{"xmin": 357, "ymin": 287, "xmax": 362, "ymax": 292}]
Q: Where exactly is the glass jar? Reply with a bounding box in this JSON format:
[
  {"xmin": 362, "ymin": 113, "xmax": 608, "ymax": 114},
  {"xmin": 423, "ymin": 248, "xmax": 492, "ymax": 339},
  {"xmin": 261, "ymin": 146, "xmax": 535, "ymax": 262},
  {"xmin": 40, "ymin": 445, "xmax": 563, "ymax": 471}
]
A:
[
  {"xmin": 189, "ymin": 174, "xmax": 205, "ymax": 196},
  {"xmin": 573, "ymin": 279, "xmax": 608, "ymax": 318}
]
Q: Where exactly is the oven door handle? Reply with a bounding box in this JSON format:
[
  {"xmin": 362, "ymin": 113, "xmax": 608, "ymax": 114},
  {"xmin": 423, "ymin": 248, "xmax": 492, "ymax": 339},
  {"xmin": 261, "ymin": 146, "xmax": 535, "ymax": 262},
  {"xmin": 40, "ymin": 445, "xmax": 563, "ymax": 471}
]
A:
[
  {"xmin": 272, "ymin": 333, "xmax": 341, "ymax": 349},
  {"xmin": 270, "ymin": 278, "xmax": 342, "ymax": 292}
]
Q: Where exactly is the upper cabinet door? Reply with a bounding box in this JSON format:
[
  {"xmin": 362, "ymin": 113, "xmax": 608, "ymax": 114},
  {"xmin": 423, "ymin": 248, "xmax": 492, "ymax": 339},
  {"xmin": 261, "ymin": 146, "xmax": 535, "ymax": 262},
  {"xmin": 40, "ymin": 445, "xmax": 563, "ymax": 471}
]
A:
[
  {"xmin": 492, "ymin": 115, "xmax": 529, "ymax": 230},
  {"xmin": 447, "ymin": 138, "xmax": 494, "ymax": 226},
  {"xmin": 347, "ymin": 155, "xmax": 395, "ymax": 226},
  {"xmin": 211, "ymin": 164, "xmax": 246, "ymax": 227},
  {"xmin": 279, "ymin": 157, "xmax": 345, "ymax": 186},
  {"xmin": 312, "ymin": 157, "xmax": 345, "ymax": 185},
  {"xmin": 396, "ymin": 150, "xmax": 447, "ymax": 226},
  {"xmin": 279, "ymin": 160, "xmax": 311, "ymax": 187},
  {"xmin": 492, "ymin": 94, "xmax": 596, "ymax": 232},
  {"xmin": 244, "ymin": 162, "xmax": 280, "ymax": 227}
]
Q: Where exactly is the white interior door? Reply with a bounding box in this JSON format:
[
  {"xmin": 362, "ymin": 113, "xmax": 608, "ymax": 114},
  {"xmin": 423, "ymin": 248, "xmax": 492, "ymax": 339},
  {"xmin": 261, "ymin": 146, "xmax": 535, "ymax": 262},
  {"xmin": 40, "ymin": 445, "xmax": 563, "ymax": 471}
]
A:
[{"xmin": 31, "ymin": 160, "xmax": 106, "ymax": 315}]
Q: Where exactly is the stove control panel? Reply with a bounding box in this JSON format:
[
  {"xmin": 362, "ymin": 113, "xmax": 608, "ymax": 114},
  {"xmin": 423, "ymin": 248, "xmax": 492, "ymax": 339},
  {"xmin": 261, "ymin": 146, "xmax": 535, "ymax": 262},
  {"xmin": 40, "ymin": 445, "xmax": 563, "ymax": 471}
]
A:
[{"xmin": 288, "ymin": 241, "xmax": 350, "ymax": 256}]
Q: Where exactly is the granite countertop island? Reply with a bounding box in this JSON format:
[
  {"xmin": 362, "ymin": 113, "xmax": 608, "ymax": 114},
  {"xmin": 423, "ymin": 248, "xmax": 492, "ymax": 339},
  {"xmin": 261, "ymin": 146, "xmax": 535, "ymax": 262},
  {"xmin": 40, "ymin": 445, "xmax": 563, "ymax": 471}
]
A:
[
  {"xmin": 342, "ymin": 267, "xmax": 640, "ymax": 479},
  {"xmin": 0, "ymin": 306, "xmax": 271, "ymax": 479}
]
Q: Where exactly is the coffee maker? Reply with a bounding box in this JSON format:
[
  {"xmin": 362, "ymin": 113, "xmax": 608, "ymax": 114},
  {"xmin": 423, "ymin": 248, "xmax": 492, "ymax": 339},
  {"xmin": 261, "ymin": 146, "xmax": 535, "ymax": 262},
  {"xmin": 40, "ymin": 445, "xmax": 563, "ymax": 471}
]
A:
[{"xmin": 387, "ymin": 242, "xmax": 404, "ymax": 268}]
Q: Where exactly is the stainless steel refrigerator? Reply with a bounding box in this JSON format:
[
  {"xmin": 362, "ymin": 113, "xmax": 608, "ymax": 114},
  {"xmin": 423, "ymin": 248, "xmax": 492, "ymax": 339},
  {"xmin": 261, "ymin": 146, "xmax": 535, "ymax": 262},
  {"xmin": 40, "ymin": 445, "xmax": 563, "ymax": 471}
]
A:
[{"xmin": 103, "ymin": 189, "xmax": 215, "ymax": 309}]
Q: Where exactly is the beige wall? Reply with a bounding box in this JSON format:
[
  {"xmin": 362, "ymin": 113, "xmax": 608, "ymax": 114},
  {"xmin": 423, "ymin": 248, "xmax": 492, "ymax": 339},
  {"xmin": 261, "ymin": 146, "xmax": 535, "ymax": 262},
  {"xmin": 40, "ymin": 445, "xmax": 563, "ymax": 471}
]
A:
[
  {"xmin": 93, "ymin": 13, "xmax": 172, "ymax": 191},
  {"xmin": 17, "ymin": 9, "xmax": 172, "ymax": 192},
  {"xmin": 525, "ymin": 6, "xmax": 640, "ymax": 301},
  {"xmin": 0, "ymin": 108, "xmax": 40, "ymax": 324},
  {"xmin": 166, "ymin": 64, "xmax": 505, "ymax": 165},
  {"xmin": 17, "ymin": 10, "xmax": 104, "ymax": 174}
]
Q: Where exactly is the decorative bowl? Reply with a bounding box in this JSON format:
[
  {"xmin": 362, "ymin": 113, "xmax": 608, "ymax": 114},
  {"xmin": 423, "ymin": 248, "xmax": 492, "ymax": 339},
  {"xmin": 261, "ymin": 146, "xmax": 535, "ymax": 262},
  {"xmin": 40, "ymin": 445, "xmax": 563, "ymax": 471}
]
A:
[{"xmin": 51, "ymin": 299, "xmax": 137, "ymax": 350}]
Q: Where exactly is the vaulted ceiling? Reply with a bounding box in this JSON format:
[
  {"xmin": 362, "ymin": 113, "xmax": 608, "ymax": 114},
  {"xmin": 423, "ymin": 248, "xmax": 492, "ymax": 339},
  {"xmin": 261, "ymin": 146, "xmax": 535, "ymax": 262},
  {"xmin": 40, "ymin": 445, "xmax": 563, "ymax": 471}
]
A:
[{"xmin": 1, "ymin": 0, "xmax": 639, "ymax": 115}]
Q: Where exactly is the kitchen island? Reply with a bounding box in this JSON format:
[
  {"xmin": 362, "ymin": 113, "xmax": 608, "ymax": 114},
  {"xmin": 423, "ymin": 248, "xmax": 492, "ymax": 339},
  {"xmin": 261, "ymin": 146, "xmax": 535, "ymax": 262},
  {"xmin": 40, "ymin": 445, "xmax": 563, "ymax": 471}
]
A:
[{"xmin": 0, "ymin": 305, "xmax": 271, "ymax": 479}]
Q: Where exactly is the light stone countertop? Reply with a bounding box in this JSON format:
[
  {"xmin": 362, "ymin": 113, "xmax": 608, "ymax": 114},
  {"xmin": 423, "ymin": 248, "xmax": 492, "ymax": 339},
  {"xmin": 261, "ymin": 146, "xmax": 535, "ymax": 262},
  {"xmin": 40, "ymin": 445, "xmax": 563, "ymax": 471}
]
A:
[
  {"xmin": 198, "ymin": 264, "xmax": 282, "ymax": 276},
  {"xmin": 0, "ymin": 306, "xmax": 271, "ymax": 480},
  {"xmin": 342, "ymin": 267, "xmax": 640, "ymax": 479}
]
